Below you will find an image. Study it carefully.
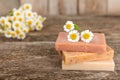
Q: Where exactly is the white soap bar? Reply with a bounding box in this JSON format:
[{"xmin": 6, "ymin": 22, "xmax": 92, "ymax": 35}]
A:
[{"xmin": 62, "ymin": 60, "xmax": 115, "ymax": 71}]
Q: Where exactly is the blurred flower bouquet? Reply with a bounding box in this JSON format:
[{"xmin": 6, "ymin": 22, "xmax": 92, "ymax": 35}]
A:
[{"xmin": 0, "ymin": 3, "xmax": 46, "ymax": 40}]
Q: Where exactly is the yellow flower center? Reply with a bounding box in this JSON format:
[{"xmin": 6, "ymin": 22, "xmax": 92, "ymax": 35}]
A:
[
  {"xmin": 7, "ymin": 31, "xmax": 11, "ymax": 35},
  {"xmin": 28, "ymin": 13, "xmax": 31, "ymax": 16},
  {"xmin": 36, "ymin": 22, "xmax": 39, "ymax": 26},
  {"xmin": 37, "ymin": 26, "xmax": 42, "ymax": 30},
  {"xmin": 19, "ymin": 34, "xmax": 23, "ymax": 38},
  {"xmin": 23, "ymin": 29, "xmax": 27, "ymax": 33},
  {"xmin": 15, "ymin": 23, "xmax": 19, "ymax": 27},
  {"xmin": 16, "ymin": 12, "xmax": 20, "ymax": 16},
  {"xmin": 83, "ymin": 33, "xmax": 90, "ymax": 39},
  {"xmin": 19, "ymin": 18, "xmax": 23, "ymax": 22},
  {"xmin": 5, "ymin": 24, "xmax": 9, "ymax": 28},
  {"xmin": 29, "ymin": 27, "xmax": 33, "ymax": 31},
  {"xmin": 26, "ymin": 6, "xmax": 30, "ymax": 9},
  {"xmin": 1, "ymin": 19, "xmax": 5, "ymax": 24},
  {"xmin": 13, "ymin": 17, "xmax": 16, "ymax": 21},
  {"xmin": 15, "ymin": 30, "xmax": 20, "ymax": 34},
  {"xmin": 27, "ymin": 21, "xmax": 32, "ymax": 25},
  {"xmin": 12, "ymin": 32, "xmax": 15, "ymax": 37},
  {"xmin": 70, "ymin": 33, "xmax": 77, "ymax": 40},
  {"xmin": 39, "ymin": 18, "xmax": 43, "ymax": 21},
  {"xmin": 66, "ymin": 24, "xmax": 71, "ymax": 29}
]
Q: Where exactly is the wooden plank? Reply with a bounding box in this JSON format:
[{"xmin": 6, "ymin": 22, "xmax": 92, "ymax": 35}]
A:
[
  {"xmin": 20, "ymin": 0, "xmax": 48, "ymax": 15},
  {"xmin": 108, "ymin": 0, "xmax": 120, "ymax": 15},
  {"xmin": 49, "ymin": 0, "xmax": 59, "ymax": 15},
  {"xmin": 59, "ymin": 0, "xmax": 78, "ymax": 15},
  {"xmin": 78, "ymin": 0, "xmax": 107, "ymax": 15},
  {"xmin": 0, "ymin": 0, "xmax": 20, "ymax": 16}
]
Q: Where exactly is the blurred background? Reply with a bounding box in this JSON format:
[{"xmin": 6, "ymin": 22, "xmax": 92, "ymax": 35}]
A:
[{"xmin": 0, "ymin": 0, "xmax": 120, "ymax": 16}]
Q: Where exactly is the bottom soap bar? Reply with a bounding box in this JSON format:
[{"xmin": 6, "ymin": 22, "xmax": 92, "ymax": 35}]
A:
[{"xmin": 62, "ymin": 60, "xmax": 115, "ymax": 71}]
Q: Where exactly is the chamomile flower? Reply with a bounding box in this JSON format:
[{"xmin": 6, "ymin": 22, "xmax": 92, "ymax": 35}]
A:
[
  {"xmin": 17, "ymin": 16, "xmax": 24, "ymax": 22},
  {"xmin": 25, "ymin": 11, "xmax": 33, "ymax": 18},
  {"xmin": 13, "ymin": 21, "xmax": 21, "ymax": 30},
  {"xmin": 36, "ymin": 23, "xmax": 43, "ymax": 31},
  {"xmin": 11, "ymin": 31, "xmax": 17, "ymax": 38},
  {"xmin": 81, "ymin": 30, "xmax": 94, "ymax": 43},
  {"xmin": 64, "ymin": 21, "xmax": 74, "ymax": 32},
  {"xmin": 15, "ymin": 29, "xmax": 22, "ymax": 35},
  {"xmin": 4, "ymin": 22, "xmax": 11, "ymax": 30},
  {"xmin": 23, "ymin": 3, "xmax": 32, "ymax": 11},
  {"xmin": 38, "ymin": 16, "xmax": 46, "ymax": 23},
  {"xmin": 6, "ymin": 16, "xmax": 12, "ymax": 22},
  {"xmin": 13, "ymin": 10, "xmax": 21, "ymax": 16},
  {"xmin": 0, "ymin": 29, "xmax": 3, "ymax": 34},
  {"xmin": 0, "ymin": 17, "xmax": 7, "ymax": 25},
  {"xmin": 4, "ymin": 30, "xmax": 12, "ymax": 38},
  {"xmin": 22, "ymin": 27, "xmax": 29, "ymax": 33},
  {"xmin": 17, "ymin": 32, "xmax": 26, "ymax": 40},
  {"xmin": 33, "ymin": 12, "xmax": 38, "ymax": 17},
  {"xmin": 26, "ymin": 19, "xmax": 34, "ymax": 26},
  {"xmin": 12, "ymin": 16, "xmax": 17, "ymax": 21},
  {"xmin": 67, "ymin": 30, "xmax": 80, "ymax": 42}
]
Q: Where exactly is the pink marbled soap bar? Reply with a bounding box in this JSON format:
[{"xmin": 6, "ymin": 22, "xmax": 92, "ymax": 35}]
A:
[{"xmin": 55, "ymin": 32, "xmax": 107, "ymax": 53}]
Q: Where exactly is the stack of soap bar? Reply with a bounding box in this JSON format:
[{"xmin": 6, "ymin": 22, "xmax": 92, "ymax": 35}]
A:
[{"xmin": 55, "ymin": 32, "xmax": 115, "ymax": 71}]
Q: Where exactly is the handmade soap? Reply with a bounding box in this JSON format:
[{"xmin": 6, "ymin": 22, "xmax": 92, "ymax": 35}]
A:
[
  {"xmin": 55, "ymin": 32, "xmax": 106, "ymax": 53},
  {"xmin": 62, "ymin": 60, "xmax": 115, "ymax": 71},
  {"xmin": 62, "ymin": 46, "xmax": 114, "ymax": 64}
]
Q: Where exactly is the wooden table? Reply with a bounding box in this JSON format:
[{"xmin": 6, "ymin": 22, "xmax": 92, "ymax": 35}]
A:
[{"xmin": 0, "ymin": 16, "xmax": 120, "ymax": 80}]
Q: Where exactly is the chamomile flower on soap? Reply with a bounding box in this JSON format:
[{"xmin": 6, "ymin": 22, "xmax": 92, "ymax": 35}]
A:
[
  {"xmin": 13, "ymin": 21, "xmax": 21, "ymax": 30},
  {"xmin": 64, "ymin": 21, "xmax": 74, "ymax": 32},
  {"xmin": 12, "ymin": 16, "xmax": 17, "ymax": 21},
  {"xmin": 4, "ymin": 30, "xmax": 12, "ymax": 38},
  {"xmin": 23, "ymin": 3, "xmax": 32, "ymax": 11},
  {"xmin": 81, "ymin": 30, "xmax": 94, "ymax": 43},
  {"xmin": 67, "ymin": 30, "xmax": 80, "ymax": 42},
  {"xmin": 0, "ymin": 17, "xmax": 7, "ymax": 25},
  {"xmin": 4, "ymin": 22, "xmax": 11, "ymax": 30},
  {"xmin": 17, "ymin": 32, "xmax": 26, "ymax": 40},
  {"xmin": 11, "ymin": 31, "xmax": 17, "ymax": 38}
]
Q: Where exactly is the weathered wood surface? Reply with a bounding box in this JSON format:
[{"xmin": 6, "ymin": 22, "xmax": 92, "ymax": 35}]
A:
[
  {"xmin": 79, "ymin": 0, "xmax": 107, "ymax": 15},
  {"xmin": 1, "ymin": 0, "xmax": 120, "ymax": 16},
  {"xmin": 0, "ymin": 16, "xmax": 120, "ymax": 80},
  {"xmin": 0, "ymin": 0, "xmax": 19, "ymax": 16},
  {"xmin": 108, "ymin": 0, "xmax": 120, "ymax": 15}
]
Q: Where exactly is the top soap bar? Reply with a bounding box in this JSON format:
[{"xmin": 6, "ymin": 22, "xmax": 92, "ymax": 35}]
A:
[{"xmin": 55, "ymin": 32, "xmax": 106, "ymax": 53}]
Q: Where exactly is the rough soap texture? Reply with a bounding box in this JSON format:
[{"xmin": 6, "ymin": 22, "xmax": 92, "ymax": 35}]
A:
[{"xmin": 62, "ymin": 46, "xmax": 114, "ymax": 64}]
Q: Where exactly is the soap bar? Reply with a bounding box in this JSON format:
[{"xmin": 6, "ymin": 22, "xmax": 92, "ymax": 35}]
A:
[
  {"xmin": 62, "ymin": 46, "xmax": 114, "ymax": 64},
  {"xmin": 62, "ymin": 60, "xmax": 115, "ymax": 71},
  {"xmin": 55, "ymin": 32, "xmax": 106, "ymax": 53}
]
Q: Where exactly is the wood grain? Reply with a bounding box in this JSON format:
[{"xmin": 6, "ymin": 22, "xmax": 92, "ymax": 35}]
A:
[
  {"xmin": 49, "ymin": 0, "xmax": 59, "ymax": 15},
  {"xmin": 20, "ymin": 0, "xmax": 48, "ymax": 15},
  {"xmin": 59, "ymin": 0, "xmax": 78, "ymax": 15},
  {"xmin": 108, "ymin": 0, "xmax": 120, "ymax": 15},
  {"xmin": 0, "ymin": 0, "xmax": 20, "ymax": 16},
  {"xmin": 0, "ymin": 16, "xmax": 120, "ymax": 79},
  {"xmin": 79, "ymin": 0, "xmax": 107, "ymax": 15}
]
